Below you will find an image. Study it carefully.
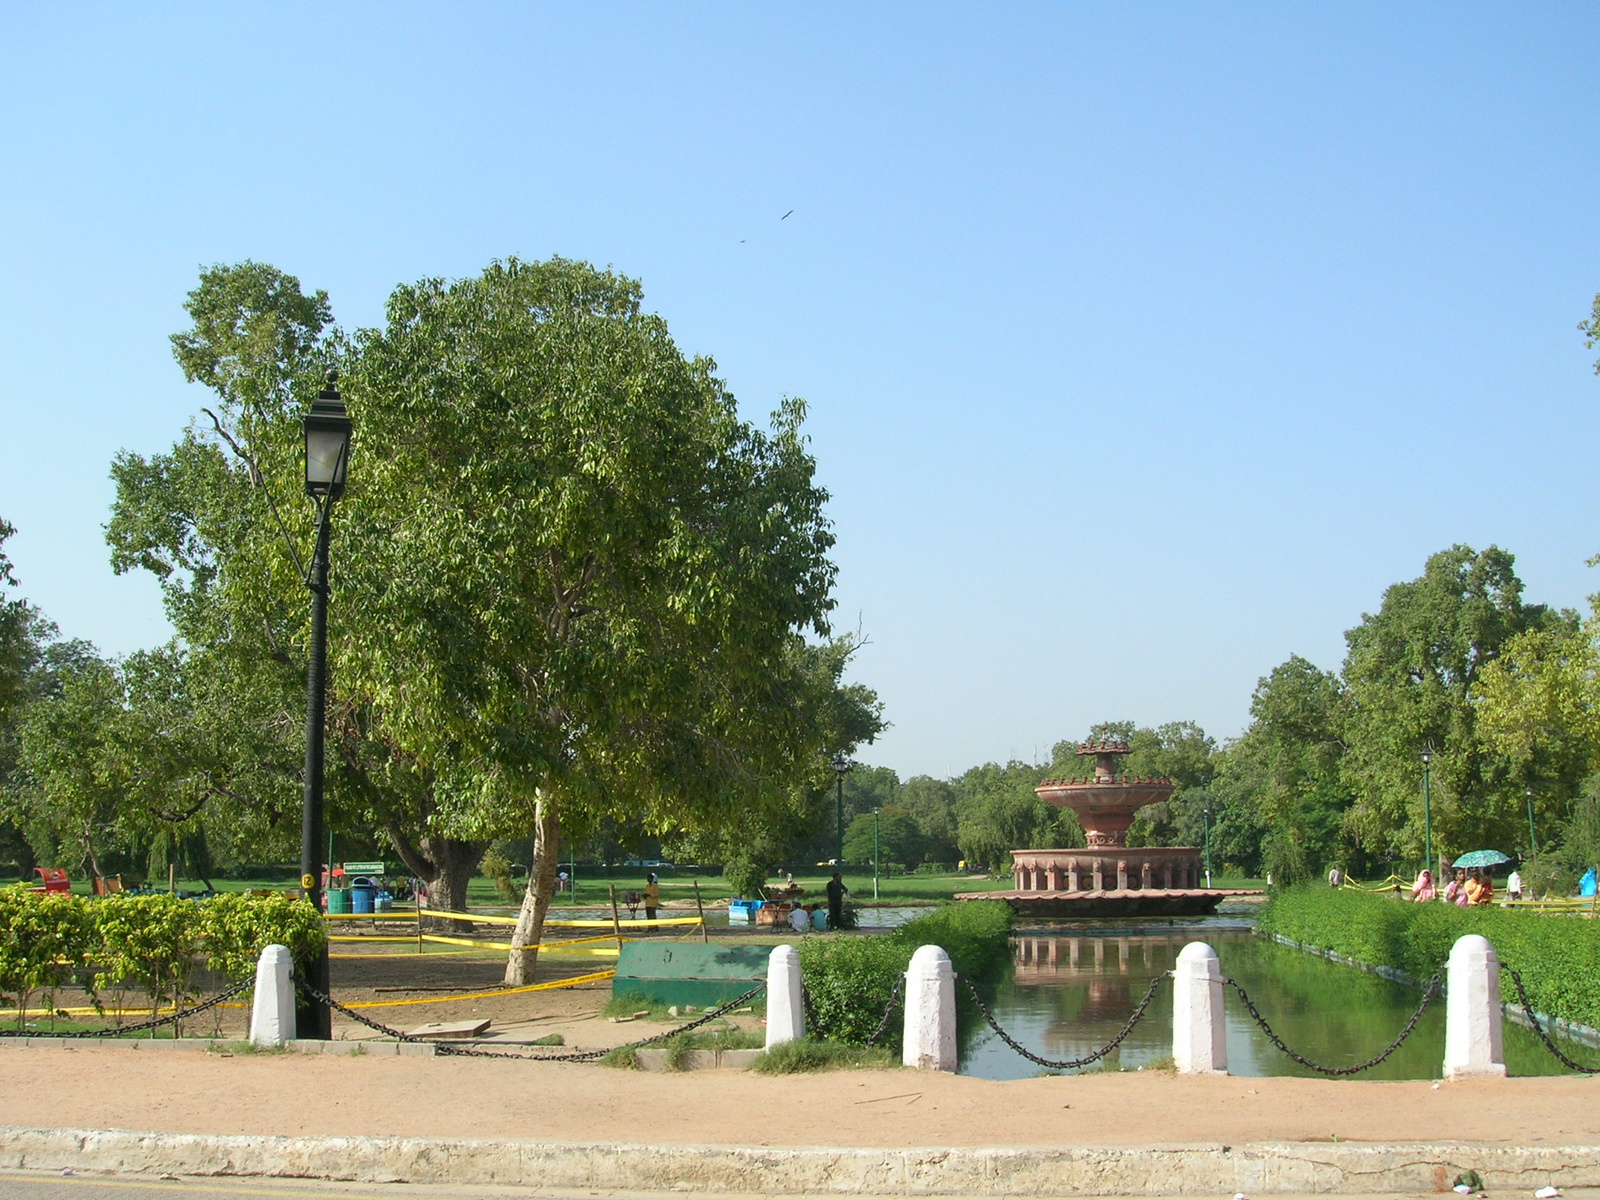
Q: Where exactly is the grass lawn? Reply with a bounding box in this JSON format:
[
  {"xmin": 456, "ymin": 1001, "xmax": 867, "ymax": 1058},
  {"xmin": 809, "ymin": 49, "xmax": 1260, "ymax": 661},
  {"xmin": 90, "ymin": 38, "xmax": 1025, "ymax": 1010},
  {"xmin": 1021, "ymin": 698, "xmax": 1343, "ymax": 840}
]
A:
[{"xmin": 23, "ymin": 868, "xmax": 1266, "ymax": 906}]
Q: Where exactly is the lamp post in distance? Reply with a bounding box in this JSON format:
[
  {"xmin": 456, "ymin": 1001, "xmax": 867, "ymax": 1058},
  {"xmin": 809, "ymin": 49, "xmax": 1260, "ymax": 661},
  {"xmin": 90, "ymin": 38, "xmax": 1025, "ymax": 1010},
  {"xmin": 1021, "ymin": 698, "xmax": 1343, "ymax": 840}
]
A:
[
  {"xmin": 1421, "ymin": 749, "xmax": 1433, "ymax": 882},
  {"xmin": 298, "ymin": 368, "xmax": 350, "ymax": 1040},
  {"xmin": 830, "ymin": 753, "xmax": 852, "ymax": 869},
  {"xmin": 1202, "ymin": 804, "xmax": 1212, "ymax": 889},
  {"xmin": 872, "ymin": 808, "xmax": 881, "ymax": 901},
  {"xmin": 1525, "ymin": 785, "xmax": 1538, "ymax": 858}
]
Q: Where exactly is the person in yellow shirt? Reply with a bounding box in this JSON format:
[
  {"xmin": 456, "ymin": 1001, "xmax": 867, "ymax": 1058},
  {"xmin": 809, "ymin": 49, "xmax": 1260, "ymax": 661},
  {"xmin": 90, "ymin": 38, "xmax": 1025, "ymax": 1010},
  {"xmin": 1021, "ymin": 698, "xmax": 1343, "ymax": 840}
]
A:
[{"xmin": 643, "ymin": 873, "xmax": 660, "ymax": 921}]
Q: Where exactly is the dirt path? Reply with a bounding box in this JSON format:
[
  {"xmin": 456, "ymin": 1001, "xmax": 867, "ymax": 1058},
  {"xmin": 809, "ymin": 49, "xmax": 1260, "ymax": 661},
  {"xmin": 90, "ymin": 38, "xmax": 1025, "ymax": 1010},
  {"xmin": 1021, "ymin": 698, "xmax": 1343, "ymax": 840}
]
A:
[{"xmin": 4, "ymin": 1042, "xmax": 1600, "ymax": 1148}]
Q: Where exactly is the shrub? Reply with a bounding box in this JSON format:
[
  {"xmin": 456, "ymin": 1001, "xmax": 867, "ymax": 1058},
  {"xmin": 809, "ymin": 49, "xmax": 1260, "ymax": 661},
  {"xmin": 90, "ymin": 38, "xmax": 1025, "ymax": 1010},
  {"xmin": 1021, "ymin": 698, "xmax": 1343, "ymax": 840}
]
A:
[
  {"xmin": 92, "ymin": 893, "xmax": 206, "ymax": 1017},
  {"xmin": 797, "ymin": 900, "xmax": 1013, "ymax": 1048},
  {"xmin": 0, "ymin": 887, "xmax": 96, "ymax": 1028},
  {"xmin": 1259, "ymin": 885, "xmax": 1600, "ymax": 1029},
  {"xmin": 750, "ymin": 1036, "xmax": 897, "ymax": 1073},
  {"xmin": 201, "ymin": 892, "xmax": 326, "ymax": 980}
]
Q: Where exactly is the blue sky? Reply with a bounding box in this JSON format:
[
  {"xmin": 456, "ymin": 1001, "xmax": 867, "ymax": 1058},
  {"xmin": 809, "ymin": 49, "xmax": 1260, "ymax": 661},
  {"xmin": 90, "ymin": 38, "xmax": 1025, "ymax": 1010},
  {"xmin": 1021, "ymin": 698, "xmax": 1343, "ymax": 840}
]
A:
[{"xmin": 2, "ymin": 4, "xmax": 1597, "ymax": 780}]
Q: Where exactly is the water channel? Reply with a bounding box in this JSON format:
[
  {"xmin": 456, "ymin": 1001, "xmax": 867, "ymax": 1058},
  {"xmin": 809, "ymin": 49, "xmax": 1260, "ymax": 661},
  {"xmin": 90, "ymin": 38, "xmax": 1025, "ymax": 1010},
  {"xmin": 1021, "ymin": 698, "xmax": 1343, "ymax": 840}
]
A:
[{"xmin": 960, "ymin": 919, "xmax": 1591, "ymax": 1080}]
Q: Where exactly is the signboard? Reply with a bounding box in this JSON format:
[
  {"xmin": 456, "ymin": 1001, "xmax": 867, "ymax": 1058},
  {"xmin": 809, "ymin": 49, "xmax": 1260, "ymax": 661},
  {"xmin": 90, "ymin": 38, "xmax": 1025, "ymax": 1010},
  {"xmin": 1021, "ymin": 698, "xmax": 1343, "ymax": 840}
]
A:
[{"xmin": 342, "ymin": 861, "xmax": 386, "ymax": 875}]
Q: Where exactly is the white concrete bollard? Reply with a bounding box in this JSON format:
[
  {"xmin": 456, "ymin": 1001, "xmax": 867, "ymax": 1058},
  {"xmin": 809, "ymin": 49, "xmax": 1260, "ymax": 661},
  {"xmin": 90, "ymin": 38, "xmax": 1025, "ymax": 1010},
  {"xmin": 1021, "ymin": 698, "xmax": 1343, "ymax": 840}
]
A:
[
  {"xmin": 765, "ymin": 944, "xmax": 805, "ymax": 1049},
  {"xmin": 1443, "ymin": 933, "xmax": 1506, "ymax": 1080},
  {"xmin": 903, "ymin": 944, "xmax": 958, "ymax": 1071},
  {"xmin": 248, "ymin": 944, "xmax": 296, "ymax": 1048},
  {"xmin": 1172, "ymin": 941, "xmax": 1228, "ymax": 1074}
]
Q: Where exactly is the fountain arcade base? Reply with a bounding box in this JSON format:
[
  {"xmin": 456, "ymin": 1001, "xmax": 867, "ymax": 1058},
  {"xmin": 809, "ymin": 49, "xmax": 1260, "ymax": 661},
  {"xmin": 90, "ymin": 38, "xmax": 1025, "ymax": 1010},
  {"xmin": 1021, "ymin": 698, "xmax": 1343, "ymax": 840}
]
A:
[{"xmin": 958, "ymin": 847, "xmax": 1235, "ymax": 918}]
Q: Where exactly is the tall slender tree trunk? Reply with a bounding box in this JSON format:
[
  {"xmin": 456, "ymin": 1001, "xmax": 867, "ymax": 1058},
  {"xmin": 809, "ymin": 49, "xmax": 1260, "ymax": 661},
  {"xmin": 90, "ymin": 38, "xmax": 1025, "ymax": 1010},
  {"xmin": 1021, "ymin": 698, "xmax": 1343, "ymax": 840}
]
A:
[{"xmin": 505, "ymin": 793, "xmax": 559, "ymax": 986}]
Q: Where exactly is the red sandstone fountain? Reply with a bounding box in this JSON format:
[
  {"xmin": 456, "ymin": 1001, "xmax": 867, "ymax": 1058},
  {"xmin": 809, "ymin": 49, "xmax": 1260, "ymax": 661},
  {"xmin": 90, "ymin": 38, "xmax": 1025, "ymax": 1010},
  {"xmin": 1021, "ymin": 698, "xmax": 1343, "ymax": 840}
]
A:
[{"xmin": 960, "ymin": 740, "xmax": 1243, "ymax": 917}]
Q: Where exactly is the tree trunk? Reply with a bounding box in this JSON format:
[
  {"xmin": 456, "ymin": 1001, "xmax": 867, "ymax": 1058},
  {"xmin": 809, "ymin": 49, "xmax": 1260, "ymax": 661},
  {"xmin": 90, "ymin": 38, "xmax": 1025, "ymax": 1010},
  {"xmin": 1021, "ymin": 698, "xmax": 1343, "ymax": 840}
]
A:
[
  {"xmin": 505, "ymin": 792, "xmax": 559, "ymax": 986},
  {"xmin": 384, "ymin": 823, "xmax": 483, "ymax": 934}
]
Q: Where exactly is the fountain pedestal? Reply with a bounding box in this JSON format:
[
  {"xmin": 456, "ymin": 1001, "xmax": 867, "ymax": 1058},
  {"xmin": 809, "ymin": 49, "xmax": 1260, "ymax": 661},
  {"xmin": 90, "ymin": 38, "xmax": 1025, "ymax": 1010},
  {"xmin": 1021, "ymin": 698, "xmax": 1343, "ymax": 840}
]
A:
[{"xmin": 958, "ymin": 740, "xmax": 1254, "ymax": 917}]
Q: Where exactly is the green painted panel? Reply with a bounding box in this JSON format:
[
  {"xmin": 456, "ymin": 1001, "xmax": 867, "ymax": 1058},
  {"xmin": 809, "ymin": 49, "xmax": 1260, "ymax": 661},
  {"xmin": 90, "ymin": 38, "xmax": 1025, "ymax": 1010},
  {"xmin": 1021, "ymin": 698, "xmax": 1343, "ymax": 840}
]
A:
[{"xmin": 613, "ymin": 943, "xmax": 770, "ymax": 1008}]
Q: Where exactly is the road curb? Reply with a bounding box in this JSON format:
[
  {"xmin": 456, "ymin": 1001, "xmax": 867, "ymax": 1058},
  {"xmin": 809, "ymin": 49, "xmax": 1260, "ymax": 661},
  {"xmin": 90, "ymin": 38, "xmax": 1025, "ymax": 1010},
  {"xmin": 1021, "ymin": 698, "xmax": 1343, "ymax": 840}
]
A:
[{"xmin": 3, "ymin": 1126, "xmax": 1598, "ymax": 1193}]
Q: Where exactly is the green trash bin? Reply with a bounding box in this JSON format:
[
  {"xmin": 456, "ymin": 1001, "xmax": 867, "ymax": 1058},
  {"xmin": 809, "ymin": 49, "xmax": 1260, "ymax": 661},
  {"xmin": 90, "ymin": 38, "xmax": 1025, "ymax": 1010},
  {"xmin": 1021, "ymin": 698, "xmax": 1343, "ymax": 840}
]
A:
[{"xmin": 327, "ymin": 887, "xmax": 352, "ymax": 914}]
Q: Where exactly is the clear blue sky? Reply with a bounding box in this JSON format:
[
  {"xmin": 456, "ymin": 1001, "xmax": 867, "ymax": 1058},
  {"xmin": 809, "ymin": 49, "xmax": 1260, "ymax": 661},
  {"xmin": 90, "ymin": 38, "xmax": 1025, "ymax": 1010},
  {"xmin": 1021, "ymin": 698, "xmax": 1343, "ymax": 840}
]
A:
[{"xmin": 2, "ymin": 4, "xmax": 1597, "ymax": 780}]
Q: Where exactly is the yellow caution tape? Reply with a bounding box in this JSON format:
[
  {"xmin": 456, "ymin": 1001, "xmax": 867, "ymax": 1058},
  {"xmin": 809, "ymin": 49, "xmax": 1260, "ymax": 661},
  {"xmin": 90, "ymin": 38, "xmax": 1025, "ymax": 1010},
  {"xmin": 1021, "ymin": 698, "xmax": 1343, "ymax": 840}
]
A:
[
  {"xmin": 417, "ymin": 907, "xmax": 702, "ymax": 929},
  {"xmin": 340, "ymin": 969, "xmax": 616, "ymax": 1008}
]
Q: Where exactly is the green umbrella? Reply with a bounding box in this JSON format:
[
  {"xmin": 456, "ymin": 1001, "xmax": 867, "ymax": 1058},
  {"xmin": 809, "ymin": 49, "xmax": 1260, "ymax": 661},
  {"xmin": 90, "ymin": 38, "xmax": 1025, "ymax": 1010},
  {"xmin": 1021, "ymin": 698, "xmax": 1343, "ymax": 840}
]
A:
[{"xmin": 1451, "ymin": 850, "xmax": 1510, "ymax": 869}]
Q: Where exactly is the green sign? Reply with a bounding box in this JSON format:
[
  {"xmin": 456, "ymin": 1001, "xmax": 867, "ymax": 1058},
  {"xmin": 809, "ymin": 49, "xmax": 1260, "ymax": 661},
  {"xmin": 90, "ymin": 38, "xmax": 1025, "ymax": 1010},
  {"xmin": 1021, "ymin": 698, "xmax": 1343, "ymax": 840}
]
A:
[{"xmin": 342, "ymin": 861, "xmax": 386, "ymax": 874}]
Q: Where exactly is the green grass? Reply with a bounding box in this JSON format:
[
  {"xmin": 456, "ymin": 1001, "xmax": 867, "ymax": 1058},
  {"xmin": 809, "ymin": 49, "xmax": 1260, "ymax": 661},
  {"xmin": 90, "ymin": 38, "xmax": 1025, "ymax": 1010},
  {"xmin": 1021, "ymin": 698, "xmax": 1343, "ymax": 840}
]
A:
[
  {"xmin": 471, "ymin": 868, "xmax": 1011, "ymax": 909},
  {"xmin": 749, "ymin": 1036, "xmax": 898, "ymax": 1073}
]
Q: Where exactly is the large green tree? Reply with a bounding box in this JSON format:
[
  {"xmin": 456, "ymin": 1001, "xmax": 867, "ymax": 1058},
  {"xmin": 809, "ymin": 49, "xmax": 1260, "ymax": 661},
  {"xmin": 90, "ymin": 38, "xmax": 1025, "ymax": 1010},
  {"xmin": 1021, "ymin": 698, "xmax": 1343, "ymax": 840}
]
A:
[
  {"xmin": 338, "ymin": 257, "xmax": 867, "ymax": 984},
  {"xmin": 1340, "ymin": 544, "xmax": 1573, "ymax": 863},
  {"xmin": 109, "ymin": 262, "xmax": 487, "ymax": 906}
]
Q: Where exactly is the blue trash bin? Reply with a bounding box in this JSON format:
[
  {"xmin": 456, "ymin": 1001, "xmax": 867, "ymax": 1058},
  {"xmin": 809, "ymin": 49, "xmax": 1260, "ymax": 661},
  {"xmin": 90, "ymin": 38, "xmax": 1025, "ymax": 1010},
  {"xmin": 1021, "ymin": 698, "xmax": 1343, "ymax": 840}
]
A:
[{"xmin": 351, "ymin": 884, "xmax": 376, "ymax": 914}]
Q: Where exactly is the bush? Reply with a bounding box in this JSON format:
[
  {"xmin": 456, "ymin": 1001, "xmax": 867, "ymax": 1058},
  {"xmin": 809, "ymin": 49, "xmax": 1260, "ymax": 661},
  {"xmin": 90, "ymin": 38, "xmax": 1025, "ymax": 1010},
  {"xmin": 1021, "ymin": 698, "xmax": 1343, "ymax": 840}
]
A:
[
  {"xmin": 1259, "ymin": 885, "xmax": 1600, "ymax": 1029},
  {"xmin": 797, "ymin": 900, "xmax": 1012, "ymax": 1048},
  {"xmin": 202, "ymin": 892, "xmax": 326, "ymax": 980},
  {"xmin": 0, "ymin": 886, "xmax": 326, "ymax": 1029},
  {"xmin": 750, "ymin": 1036, "xmax": 897, "ymax": 1073}
]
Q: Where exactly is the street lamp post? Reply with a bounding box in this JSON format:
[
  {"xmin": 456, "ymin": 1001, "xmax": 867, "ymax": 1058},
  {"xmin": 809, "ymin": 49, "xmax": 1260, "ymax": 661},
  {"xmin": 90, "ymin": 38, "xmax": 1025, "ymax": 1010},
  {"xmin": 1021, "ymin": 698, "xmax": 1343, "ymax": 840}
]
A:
[
  {"xmin": 1525, "ymin": 786, "xmax": 1539, "ymax": 858},
  {"xmin": 298, "ymin": 369, "xmax": 350, "ymax": 1040},
  {"xmin": 830, "ymin": 754, "xmax": 852, "ymax": 868},
  {"xmin": 1421, "ymin": 750, "xmax": 1433, "ymax": 881},
  {"xmin": 872, "ymin": 808, "xmax": 881, "ymax": 901},
  {"xmin": 1203, "ymin": 805, "xmax": 1212, "ymax": 888}
]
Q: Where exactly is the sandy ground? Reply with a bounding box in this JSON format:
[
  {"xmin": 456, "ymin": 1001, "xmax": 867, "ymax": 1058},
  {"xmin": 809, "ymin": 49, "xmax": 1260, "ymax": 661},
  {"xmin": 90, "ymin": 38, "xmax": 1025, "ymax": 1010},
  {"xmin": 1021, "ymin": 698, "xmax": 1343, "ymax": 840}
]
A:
[
  {"xmin": 4, "ymin": 1043, "xmax": 1600, "ymax": 1148},
  {"xmin": 8, "ymin": 914, "xmax": 1598, "ymax": 1151}
]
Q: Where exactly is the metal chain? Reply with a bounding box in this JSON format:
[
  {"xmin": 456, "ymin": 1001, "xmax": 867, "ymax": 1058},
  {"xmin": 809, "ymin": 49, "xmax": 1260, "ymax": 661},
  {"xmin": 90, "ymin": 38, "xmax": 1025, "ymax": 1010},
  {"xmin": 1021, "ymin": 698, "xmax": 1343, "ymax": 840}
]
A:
[
  {"xmin": 863, "ymin": 975, "xmax": 904, "ymax": 1047},
  {"xmin": 1502, "ymin": 964, "xmax": 1598, "ymax": 1074},
  {"xmin": 292, "ymin": 973, "xmax": 766, "ymax": 1062},
  {"xmin": 960, "ymin": 970, "xmax": 1168, "ymax": 1070},
  {"xmin": 1223, "ymin": 966, "xmax": 1444, "ymax": 1076},
  {"xmin": 0, "ymin": 978, "xmax": 255, "ymax": 1040}
]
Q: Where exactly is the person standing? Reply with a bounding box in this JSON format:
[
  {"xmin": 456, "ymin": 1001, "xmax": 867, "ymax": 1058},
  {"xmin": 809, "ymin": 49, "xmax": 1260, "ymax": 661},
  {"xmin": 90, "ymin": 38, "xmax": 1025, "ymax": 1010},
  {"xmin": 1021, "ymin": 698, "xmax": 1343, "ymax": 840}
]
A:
[
  {"xmin": 826, "ymin": 871, "xmax": 848, "ymax": 930},
  {"xmin": 643, "ymin": 872, "xmax": 660, "ymax": 922},
  {"xmin": 1507, "ymin": 869, "xmax": 1524, "ymax": 901}
]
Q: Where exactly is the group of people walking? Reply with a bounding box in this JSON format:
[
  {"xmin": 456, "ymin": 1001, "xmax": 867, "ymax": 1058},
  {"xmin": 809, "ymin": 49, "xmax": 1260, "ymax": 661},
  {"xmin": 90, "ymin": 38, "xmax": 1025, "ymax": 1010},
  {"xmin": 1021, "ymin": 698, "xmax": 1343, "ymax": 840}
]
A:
[{"xmin": 1410, "ymin": 866, "xmax": 1518, "ymax": 905}]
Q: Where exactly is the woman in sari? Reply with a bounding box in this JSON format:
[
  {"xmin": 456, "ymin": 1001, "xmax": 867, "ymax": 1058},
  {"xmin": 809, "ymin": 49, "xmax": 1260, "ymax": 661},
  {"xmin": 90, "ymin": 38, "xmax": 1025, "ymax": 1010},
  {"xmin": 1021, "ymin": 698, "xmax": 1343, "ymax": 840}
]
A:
[
  {"xmin": 1412, "ymin": 868, "xmax": 1437, "ymax": 902},
  {"xmin": 1444, "ymin": 868, "xmax": 1468, "ymax": 905}
]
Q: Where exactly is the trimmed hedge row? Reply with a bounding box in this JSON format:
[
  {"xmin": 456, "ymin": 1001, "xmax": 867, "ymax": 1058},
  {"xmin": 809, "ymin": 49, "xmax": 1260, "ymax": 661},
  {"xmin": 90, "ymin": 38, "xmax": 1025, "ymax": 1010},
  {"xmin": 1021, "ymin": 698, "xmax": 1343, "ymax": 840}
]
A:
[
  {"xmin": 796, "ymin": 900, "xmax": 1013, "ymax": 1047},
  {"xmin": 0, "ymin": 886, "xmax": 326, "ymax": 1025},
  {"xmin": 1257, "ymin": 885, "xmax": 1600, "ymax": 1030}
]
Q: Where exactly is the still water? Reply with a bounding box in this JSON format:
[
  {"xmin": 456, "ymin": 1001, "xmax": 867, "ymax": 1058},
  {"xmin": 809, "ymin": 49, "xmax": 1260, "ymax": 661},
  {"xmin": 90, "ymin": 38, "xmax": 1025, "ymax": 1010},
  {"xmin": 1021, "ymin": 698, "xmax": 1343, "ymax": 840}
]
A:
[{"xmin": 960, "ymin": 926, "xmax": 1590, "ymax": 1080}]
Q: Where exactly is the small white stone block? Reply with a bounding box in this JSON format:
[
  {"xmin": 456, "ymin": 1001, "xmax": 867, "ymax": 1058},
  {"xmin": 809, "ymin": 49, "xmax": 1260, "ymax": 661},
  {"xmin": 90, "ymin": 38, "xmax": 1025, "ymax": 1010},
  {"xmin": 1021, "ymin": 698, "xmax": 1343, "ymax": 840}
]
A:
[
  {"xmin": 903, "ymin": 944, "xmax": 957, "ymax": 1071},
  {"xmin": 1444, "ymin": 933, "xmax": 1506, "ymax": 1079},
  {"xmin": 1173, "ymin": 941, "xmax": 1228, "ymax": 1074},
  {"xmin": 765, "ymin": 944, "xmax": 805, "ymax": 1049},
  {"xmin": 248, "ymin": 944, "xmax": 295, "ymax": 1048}
]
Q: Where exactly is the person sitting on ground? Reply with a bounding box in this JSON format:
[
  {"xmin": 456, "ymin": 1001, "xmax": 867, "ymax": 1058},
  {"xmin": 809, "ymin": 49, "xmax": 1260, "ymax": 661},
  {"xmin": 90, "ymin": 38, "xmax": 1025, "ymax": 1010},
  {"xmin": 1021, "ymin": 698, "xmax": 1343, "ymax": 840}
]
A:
[
  {"xmin": 788, "ymin": 903, "xmax": 810, "ymax": 933},
  {"xmin": 1411, "ymin": 868, "xmax": 1436, "ymax": 902}
]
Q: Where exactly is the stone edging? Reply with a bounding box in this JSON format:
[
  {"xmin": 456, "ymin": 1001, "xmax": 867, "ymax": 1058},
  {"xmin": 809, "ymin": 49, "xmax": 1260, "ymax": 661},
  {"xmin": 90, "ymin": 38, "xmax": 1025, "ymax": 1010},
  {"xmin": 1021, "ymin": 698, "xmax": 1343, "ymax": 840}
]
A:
[
  {"xmin": 1263, "ymin": 932, "xmax": 1600, "ymax": 1052},
  {"xmin": 2, "ymin": 1126, "xmax": 1598, "ymax": 1194}
]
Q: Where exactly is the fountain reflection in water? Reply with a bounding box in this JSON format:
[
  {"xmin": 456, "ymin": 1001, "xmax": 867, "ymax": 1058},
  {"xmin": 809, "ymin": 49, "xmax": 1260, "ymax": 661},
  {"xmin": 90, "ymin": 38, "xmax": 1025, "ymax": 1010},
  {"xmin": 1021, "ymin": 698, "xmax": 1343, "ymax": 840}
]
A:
[{"xmin": 960, "ymin": 929, "xmax": 1587, "ymax": 1081}]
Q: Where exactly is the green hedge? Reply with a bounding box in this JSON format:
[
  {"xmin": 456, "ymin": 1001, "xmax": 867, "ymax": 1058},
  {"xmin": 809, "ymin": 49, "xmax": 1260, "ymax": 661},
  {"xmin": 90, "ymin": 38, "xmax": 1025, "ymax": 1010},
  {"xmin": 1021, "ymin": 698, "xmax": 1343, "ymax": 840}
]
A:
[
  {"xmin": 0, "ymin": 886, "xmax": 326, "ymax": 1025},
  {"xmin": 1258, "ymin": 886, "xmax": 1600, "ymax": 1030},
  {"xmin": 797, "ymin": 900, "xmax": 1013, "ymax": 1047}
]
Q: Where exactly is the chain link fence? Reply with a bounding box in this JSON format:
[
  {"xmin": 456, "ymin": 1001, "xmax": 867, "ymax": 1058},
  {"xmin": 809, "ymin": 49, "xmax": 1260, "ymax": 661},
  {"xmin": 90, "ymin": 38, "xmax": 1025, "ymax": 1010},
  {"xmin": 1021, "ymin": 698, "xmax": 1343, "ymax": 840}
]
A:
[
  {"xmin": 1503, "ymin": 963, "xmax": 1599, "ymax": 1075},
  {"xmin": 292, "ymin": 973, "xmax": 766, "ymax": 1061},
  {"xmin": 1222, "ymin": 965, "xmax": 1444, "ymax": 1076},
  {"xmin": 0, "ymin": 977, "xmax": 255, "ymax": 1040},
  {"xmin": 960, "ymin": 970, "xmax": 1169, "ymax": 1071}
]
